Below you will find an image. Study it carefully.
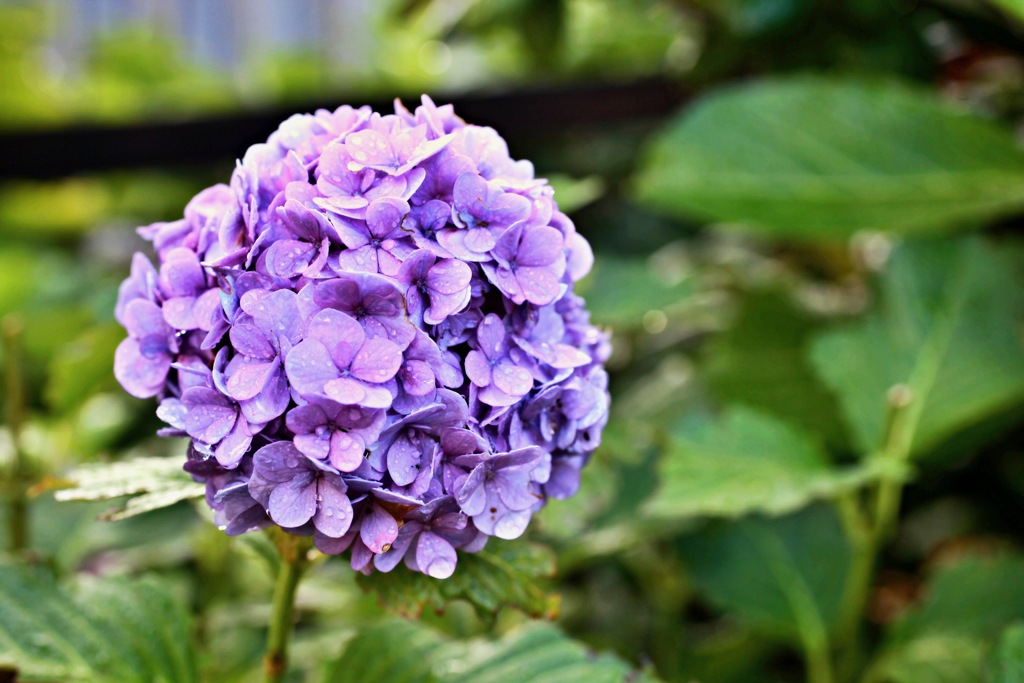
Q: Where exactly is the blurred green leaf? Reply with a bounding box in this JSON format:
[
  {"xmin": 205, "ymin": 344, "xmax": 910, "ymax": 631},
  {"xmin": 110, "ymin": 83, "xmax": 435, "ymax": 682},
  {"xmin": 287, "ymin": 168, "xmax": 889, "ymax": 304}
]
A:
[
  {"xmin": 54, "ymin": 456, "xmax": 203, "ymax": 521},
  {"xmin": 580, "ymin": 255, "xmax": 695, "ymax": 331},
  {"xmin": 703, "ymin": 289, "xmax": 849, "ymax": 447},
  {"xmin": 991, "ymin": 624, "xmax": 1024, "ymax": 683},
  {"xmin": 357, "ymin": 541, "xmax": 558, "ymax": 619},
  {"xmin": 810, "ymin": 238, "xmax": 1024, "ymax": 458},
  {"xmin": 678, "ymin": 504, "xmax": 851, "ymax": 642},
  {"xmin": 326, "ymin": 619, "xmax": 658, "ymax": 683},
  {"xmin": 547, "ymin": 174, "xmax": 606, "ymax": 214},
  {"xmin": 0, "ymin": 562, "xmax": 197, "ymax": 682},
  {"xmin": 646, "ymin": 408, "xmax": 890, "ymax": 520},
  {"xmin": 870, "ymin": 554, "xmax": 1024, "ymax": 683},
  {"xmin": 46, "ymin": 322, "xmax": 123, "ymax": 414},
  {"xmin": 869, "ymin": 634, "xmax": 987, "ymax": 683},
  {"xmin": 322, "ymin": 619, "xmax": 440, "ymax": 683},
  {"xmin": 635, "ymin": 77, "xmax": 1024, "ymax": 238},
  {"xmin": 989, "ymin": 0, "xmax": 1024, "ymax": 23},
  {"xmin": 890, "ymin": 554, "xmax": 1024, "ymax": 644}
]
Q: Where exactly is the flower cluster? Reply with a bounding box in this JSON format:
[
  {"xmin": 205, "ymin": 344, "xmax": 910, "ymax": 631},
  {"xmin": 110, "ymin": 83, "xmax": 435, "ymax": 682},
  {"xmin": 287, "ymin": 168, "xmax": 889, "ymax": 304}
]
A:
[{"xmin": 114, "ymin": 97, "xmax": 610, "ymax": 578}]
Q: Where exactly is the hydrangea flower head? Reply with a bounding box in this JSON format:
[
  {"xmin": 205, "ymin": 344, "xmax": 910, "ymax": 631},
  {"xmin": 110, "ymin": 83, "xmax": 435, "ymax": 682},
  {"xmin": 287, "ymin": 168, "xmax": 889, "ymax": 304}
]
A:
[{"xmin": 116, "ymin": 97, "xmax": 610, "ymax": 579}]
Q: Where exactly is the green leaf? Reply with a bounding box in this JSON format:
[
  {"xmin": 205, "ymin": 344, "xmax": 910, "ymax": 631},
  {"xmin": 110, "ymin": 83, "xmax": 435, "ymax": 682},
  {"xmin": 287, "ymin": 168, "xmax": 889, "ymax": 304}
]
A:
[
  {"xmin": 579, "ymin": 255, "xmax": 695, "ymax": 331},
  {"xmin": 357, "ymin": 541, "xmax": 558, "ymax": 619},
  {"xmin": 991, "ymin": 624, "xmax": 1024, "ymax": 683},
  {"xmin": 678, "ymin": 504, "xmax": 851, "ymax": 642},
  {"xmin": 702, "ymin": 289, "xmax": 849, "ymax": 448},
  {"xmin": 870, "ymin": 635, "xmax": 987, "ymax": 683},
  {"xmin": 635, "ymin": 77, "xmax": 1024, "ymax": 238},
  {"xmin": 54, "ymin": 457, "xmax": 204, "ymax": 521},
  {"xmin": 45, "ymin": 322, "xmax": 124, "ymax": 413},
  {"xmin": 441, "ymin": 622, "xmax": 654, "ymax": 683},
  {"xmin": 890, "ymin": 554, "xmax": 1024, "ymax": 644},
  {"xmin": 326, "ymin": 619, "xmax": 657, "ymax": 683},
  {"xmin": 322, "ymin": 620, "xmax": 442, "ymax": 683},
  {"xmin": 0, "ymin": 562, "xmax": 197, "ymax": 682},
  {"xmin": 871, "ymin": 554, "xmax": 1024, "ymax": 683},
  {"xmin": 647, "ymin": 408, "xmax": 889, "ymax": 519},
  {"xmin": 989, "ymin": 0, "xmax": 1024, "ymax": 23},
  {"xmin": 547, "ymin": 174, "xmax": 606, "ymax": 214},
  {"xmin": 810, "ymin": 238, "xmax": 1024, "ymax": 458}
]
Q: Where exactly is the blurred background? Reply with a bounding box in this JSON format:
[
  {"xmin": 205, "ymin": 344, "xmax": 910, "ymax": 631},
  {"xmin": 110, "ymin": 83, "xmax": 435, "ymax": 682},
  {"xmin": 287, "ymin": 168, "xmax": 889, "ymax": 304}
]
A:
[{"xmin": 2, "ymin": 1, "xmax": 1024, "ymax": 682}]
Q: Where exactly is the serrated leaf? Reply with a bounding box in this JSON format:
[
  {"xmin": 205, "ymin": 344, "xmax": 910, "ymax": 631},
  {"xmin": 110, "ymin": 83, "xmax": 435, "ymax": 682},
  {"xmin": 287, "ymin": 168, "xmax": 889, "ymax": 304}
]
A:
[
  {"xmin": 441, "ymin": 622, "xmax": 650, "ymax": 683},
  {"xmin": 991, "ymin": 624, "xmax": 1024, "ymax": 683},
  {"xmin": 890, "ymin": 554, "xmax": 1024, "ymax": 644},
  {"xmin": 872, "ymin": 554, "xmax": 1024, "ymax": 683},
  {"xmin": 635, "ymin": 77, "xmax": 1024, "ymax": 237},
  {"xmin": 357, "ymin": 541, "xmax": 558, "ymax": 619},
  {"xmin": 646, "ymin": 408, "xmax": 888, "ymax": 520},
  {"xmin": 871, "ymin": 634, "xmax": 987, "ymax": 683},
  {"xmin": 579, "ymin": 256, "xmax": 695, "ymax": 331},
  {"xmin": 810, "ymin": 238, "xmax": 1024, "ymax": 459},
  {"xmin": 678, "ymin": 504, "xmax": 851, "ymax": 642},
  {"xmin": 0, "ymin": 562, "xmax": 197, "ymax": 683},
  {"xmin": 326, "ymin": 619, "xmax": 658, "ymax": 683},
  {"xmin": 321, "ymin": 620, "xmax": 443, "ymax": 683},
  {"xmin": 54, "ymin": 457, "xmax": 204, "ymax": 520}
]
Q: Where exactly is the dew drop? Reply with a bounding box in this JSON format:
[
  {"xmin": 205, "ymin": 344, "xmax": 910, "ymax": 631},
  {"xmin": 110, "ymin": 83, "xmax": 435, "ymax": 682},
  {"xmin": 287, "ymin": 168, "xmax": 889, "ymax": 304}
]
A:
[{"xmin": 324, "ymin": 508, "xmax": 334, "ymax": 517}]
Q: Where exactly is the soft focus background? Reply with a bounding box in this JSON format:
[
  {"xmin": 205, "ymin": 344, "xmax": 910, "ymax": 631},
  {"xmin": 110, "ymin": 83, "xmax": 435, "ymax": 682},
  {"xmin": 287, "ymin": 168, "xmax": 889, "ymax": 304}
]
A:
[{"xmin": 1, "ymin": 1, "xmax": 1024, "ymax": 682}]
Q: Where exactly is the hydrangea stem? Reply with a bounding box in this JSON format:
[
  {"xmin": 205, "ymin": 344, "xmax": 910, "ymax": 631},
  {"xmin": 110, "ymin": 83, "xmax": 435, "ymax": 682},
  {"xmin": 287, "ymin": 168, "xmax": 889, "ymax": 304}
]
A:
[
  {"xmin": 263, "ymin": 531, "xmax": 312, "ymax": 683},
  {"xmin": 3, "ymin": 316, "xmax": 27, "ymax": 553}
]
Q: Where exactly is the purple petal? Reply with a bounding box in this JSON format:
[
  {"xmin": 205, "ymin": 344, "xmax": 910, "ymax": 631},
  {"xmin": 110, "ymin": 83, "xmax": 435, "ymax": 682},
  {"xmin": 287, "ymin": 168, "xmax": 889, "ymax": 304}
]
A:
[
  {"xmin": 517, "ymin": 225, "xmax": 564, "ymax": 267},
  {"xmin": 230, "ymin": 324, "xmax": 275, "ymax": 360},
  {"xmin": 493, "ymin": 470, "xmax": 540, "ymax": 511},
  {"xmin": 285, "ymin": 339, "xmax": 339, "ymax": 396},
  {"xmin": 286, "ymin": 402, "xmax": 329, "ymax": 435},
  {"xmin": 239, "ymin": 365, "xmax": 290, "ymax": 423},
  {"xmin": 323, "ymin": 376, "xmax": 367, "ymax": 404},
  {"xmin": 515, "ymin": 265, "xmax": 563, "ymax": 306},
  {"xmin": 416, "ymin": 532, "xmax": 457, "ymax": 579},
  {"xmin": 294, "ymin": 432, "xmax": 330, "ymax": 461},
  {"xmin": 386, "ymin": 434, "xmax": 422, "ymax": 486},
  {"xmin": 400, "ymin": 359, "xmax": 435, "ymax": 396},
  {"xmin": 476, "ymin": 314, "xmax": 507, "ymax": 360},
  {"xmin": 313, "ymin": 476, "xmax": 354, "ymax": 537},
  {"xmin": 160, "ymin": 247, "xmax": 206, "ymax": 296},
  {"xmin": 114, "ymin": 338, "xmax": 170, "ymax": 399},
  {"xmin": 365, "ymin": 196, "xmax": 409, "ymax": 238},
  {"xmin": 329, "ymin": 431, "xmax": 365, "ymax": 472},
  {"xmin": 266, "ymin": 240, "xmax": 318, "ymax": 279},
  {"xmin": 268, "ymin": 473, "xmax": 317, "ymax": 528},
  {"xmin": 360, "ymin": 503, "xmax": 399, "ymax": 553},
  {"xmin": 464, "ymin": 350, "xmax": 491, "ymax": 388},
  {"xmin": 456, "ymin": 465, "xmax": 487, "ymax": 516},
  {"xmin": 182, "ymin": 388, "xmax": 237, "ymax": 444},
  {"xmin": 226, "ymin": 358, "xmax": 278, "ymax": 401},
  {"xmin": 306, "ymin": 308, "xmax": 364, "ymax": 369},
  {"xmin": 426, "ymin": 258, "xmax": 471, "ymax": 295},
  {"xmin": 349, "ymin": 338, "xmax": 403, "ymax": 383}
]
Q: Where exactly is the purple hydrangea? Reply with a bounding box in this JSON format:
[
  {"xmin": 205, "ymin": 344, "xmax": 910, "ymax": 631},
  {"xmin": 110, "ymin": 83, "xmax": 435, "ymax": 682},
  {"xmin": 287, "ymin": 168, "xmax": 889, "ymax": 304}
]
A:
[{"xmin": 115, "ymin": 97, "xmax": 610, "ymax": 579}]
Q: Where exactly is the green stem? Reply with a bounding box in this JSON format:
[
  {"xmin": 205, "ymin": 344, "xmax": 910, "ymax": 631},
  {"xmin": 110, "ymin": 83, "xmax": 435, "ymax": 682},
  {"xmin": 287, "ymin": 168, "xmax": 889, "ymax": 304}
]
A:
[
  {"xmin": 262, "ymin": 532, "xmax": 311, "ymax": 683},
  {"xmin": 805, "ymin": 636, "xmax": 835, "ymax": 683},
  {"xmin": 3, "ymin": 316, "xmax": 27, "ymax": 553}
]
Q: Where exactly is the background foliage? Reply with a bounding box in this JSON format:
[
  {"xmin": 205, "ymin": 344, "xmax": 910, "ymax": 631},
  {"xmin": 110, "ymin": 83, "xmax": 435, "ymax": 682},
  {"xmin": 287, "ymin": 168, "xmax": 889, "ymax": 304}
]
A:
[{"xmin": 1, "ymin": 0, "xmax": 1024, "ymax": 681}]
